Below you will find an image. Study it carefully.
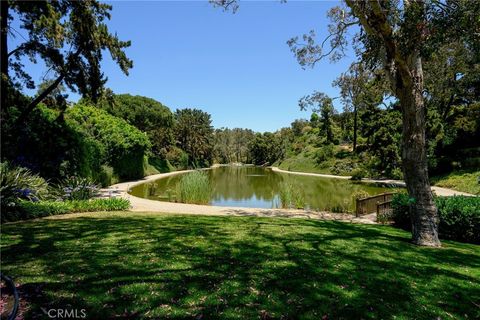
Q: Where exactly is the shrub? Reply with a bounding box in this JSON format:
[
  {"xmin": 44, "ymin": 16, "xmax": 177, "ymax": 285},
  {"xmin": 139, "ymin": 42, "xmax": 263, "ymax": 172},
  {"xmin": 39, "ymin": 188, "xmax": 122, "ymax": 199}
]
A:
[
  {"xmin": 176, "ymin": 171, "xmax": 211, "ymax": 204},
  {"xmin": 0, "ymin": 162, "xmax": 49, "ymax": 214},
  {"xmin": 391, "ymin": 193, "xmax": 480, "ymax": 243},
  {"xmin": 350, "ymin": 168, "xmax": 366, "ymax": 181},
  {"xmin": 166, "ymin": 147, "xmax": 189, "ymax": 170},
  {"xmin": 279, "ymin": 181, "xmax": 305, "ymax": 209},
  {"xmin": 68, "ymin": 198, "xmax": 131, "ymax": 212},
  {"xmin": 2, "ymin": 105, "xmax": 101, "ymax": 180},
  {"xmin": 331, "ymin": 159, "xmax": 359, "ymax": 176},
  {"xmin": 95, "ymin": 165, "xmax": 120, "ymax": 187},
  {"xmin": 314, "ymin": 144, "xmax": 334, "ymax": 164},
  {"xmin": 436, "ymin": 196, "xmax": 480, "ymax": 243},
  {"xmin": 55, "ymin": 176, "xmax": 100, "ymax": 200},
  {"xmin": 66, "ymin": 105, "xmax": 151, "ymax": 180},
  {"xmin": 14, "ymin": 201, "xmax": 71, "ymax": 220},
  {"xmin": 3, "ymin": 198, "xmax": 131, "ymax": 222}
]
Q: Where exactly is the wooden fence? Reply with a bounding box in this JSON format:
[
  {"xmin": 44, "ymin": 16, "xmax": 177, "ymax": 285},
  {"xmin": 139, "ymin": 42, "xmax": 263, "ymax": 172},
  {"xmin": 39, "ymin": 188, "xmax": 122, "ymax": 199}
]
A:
[{"xmin": 355, "ymin": 192, "xmax": 395, "ymax": 217}]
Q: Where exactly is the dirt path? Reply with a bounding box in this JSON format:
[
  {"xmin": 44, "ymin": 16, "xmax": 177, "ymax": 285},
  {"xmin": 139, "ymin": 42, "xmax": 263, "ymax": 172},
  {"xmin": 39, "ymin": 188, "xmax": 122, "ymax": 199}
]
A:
[
  {"xmin": 101, "ymin": 166, "xmax": 472, "ymax": 224},
  {"xmin": 270, "ymin": 167, "xmax": 473, "ymax": 197}
]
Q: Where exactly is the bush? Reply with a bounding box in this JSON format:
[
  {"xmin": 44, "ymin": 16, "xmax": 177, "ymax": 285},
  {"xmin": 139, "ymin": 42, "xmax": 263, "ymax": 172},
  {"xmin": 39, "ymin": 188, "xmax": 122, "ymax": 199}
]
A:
[
  {"xmin": 166, "ymin": 147, "xmax": 189, "ymax": 170},
  {"xmin": 68, "ymin": 198, "xmax": 131, "ymax": 212},
  {"xmin": 176, "ymin": 171, "xmax": 211, "ymax": 204},
  {"xmin": 314, "ymin": 144, "xmax": 334, "ymax": 164},
  {"xmin": 391, "ymin": 193, "xmax": 480, "ymax": 243},
  {"xmin": 96, "ymin": 165, "xmax": 120, "ymax": 187},
  {"xmin": 14, "ymin": 201, "xmax": 71, "ymax": 220},
  {"xmin": 66, "ymin": 105, "xmax": 151, "ymax": 180},
  {"xmin": 3, "ymin": 198, "xmax": 131, "ymax": 222},
  {"xmin": 0, "ymin": 162, "xmax": 49, "ymax": 213},
  {"xmin": 279, "ymin": 181, "xmax": 305, "ymax": 209},
  {"xmin": 2, "ymin": 104, "xmax": 101, "ymax": 180},
  {"xmin": 436, "ymin": 196, "xmax": 480, "ymax": 243},
  {"xmin": 350, "ymin": 168, "xmax": 366, "ymax": 181},
  {"xmin": 54, "ymin": 176, "xmax": 100, "ymax": 200}
]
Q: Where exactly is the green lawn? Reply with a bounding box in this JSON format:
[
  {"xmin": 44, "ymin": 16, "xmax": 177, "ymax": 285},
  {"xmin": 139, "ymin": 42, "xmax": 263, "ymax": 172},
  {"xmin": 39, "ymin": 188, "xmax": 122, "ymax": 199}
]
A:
[{"xmin": 1, "ymin": 212, "xmax": 479, "ymax": 319}]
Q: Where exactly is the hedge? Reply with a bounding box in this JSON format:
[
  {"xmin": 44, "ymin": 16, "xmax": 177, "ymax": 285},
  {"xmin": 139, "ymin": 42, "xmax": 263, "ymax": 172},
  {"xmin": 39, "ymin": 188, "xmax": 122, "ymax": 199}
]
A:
[
  {"xmin": 2, "ymin": 198, "xmax": 131, "ymax": 222},
  {"xmin": 391, "ymin": 194, "xmax": 480, "ymax": 243}
]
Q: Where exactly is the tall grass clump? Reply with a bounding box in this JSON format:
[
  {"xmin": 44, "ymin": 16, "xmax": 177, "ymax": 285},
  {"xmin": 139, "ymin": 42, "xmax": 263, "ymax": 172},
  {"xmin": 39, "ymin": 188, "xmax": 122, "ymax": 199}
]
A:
[
  {"xmin": 176, "ymin": 171, "xmax": 211, "ymax": 205},
  {"xmin": 279, "ymin": 182, "xmax": 305, "ymax": 209}
]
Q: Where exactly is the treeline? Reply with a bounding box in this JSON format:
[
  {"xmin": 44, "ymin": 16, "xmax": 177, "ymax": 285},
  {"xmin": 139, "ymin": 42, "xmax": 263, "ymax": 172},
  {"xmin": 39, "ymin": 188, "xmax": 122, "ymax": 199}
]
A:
[{"xmin": 2, "ymin": 92, "xmax": 216, "ymax": 186}]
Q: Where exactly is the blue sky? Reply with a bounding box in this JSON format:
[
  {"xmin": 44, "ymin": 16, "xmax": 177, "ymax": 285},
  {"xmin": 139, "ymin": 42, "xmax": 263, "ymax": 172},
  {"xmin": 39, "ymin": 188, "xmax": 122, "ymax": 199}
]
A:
[{"xmin": 10, "ymin": 1, "xmax": 357, "ymax": 132}]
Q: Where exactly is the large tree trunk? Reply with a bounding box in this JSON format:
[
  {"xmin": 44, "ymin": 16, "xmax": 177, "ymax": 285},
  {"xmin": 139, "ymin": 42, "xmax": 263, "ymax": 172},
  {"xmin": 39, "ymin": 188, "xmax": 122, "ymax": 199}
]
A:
[
  {"xmin": 398, "ymin": 54, "xmax": 440, "ymax": 247},
  {"xmin": 1, "ymin": 0, "xmax": 8, "ymax": 111},
  {"xmin": 14, "ymin": 73, "xmax": 65, "ymax": 127}
]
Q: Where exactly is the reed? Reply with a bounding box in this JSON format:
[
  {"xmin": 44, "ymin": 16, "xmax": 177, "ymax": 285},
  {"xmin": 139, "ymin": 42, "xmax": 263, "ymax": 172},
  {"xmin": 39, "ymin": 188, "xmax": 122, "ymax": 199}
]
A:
[
  {"xmin": 279, "ymin": 182, "xmax": 305, "ymax": 209},
  {"xmin": 176, "ymin": 171, "xmax": 212, "ymax": 205}
]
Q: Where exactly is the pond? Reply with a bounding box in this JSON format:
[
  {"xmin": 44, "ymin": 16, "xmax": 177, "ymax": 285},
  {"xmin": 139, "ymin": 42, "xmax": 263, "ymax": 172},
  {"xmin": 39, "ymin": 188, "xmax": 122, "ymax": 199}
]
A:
[{"xmin": 129, "ymin": 166, "xmax": 395, "ymax": 212}]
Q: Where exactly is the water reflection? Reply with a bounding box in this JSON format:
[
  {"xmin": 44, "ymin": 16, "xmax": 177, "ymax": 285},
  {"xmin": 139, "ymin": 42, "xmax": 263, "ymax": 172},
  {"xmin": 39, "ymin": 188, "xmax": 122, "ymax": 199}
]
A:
[{"xmin": 129, "ymin": 166, "xmax": 392, "ymax": 212}]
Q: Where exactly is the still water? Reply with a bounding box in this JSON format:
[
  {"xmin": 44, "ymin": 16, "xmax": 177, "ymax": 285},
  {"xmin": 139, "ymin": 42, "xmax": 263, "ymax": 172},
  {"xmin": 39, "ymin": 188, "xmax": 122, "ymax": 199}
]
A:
[{"xmin": 129, "ymin": 166, "xmax": 393, "ymax": 212}]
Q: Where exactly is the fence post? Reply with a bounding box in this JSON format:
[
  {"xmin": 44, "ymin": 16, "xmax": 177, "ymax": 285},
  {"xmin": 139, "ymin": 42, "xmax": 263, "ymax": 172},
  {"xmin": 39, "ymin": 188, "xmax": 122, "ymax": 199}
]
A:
[{"xmin": 355, "ymin": 198, "xmax": 359, "ymax": 217}]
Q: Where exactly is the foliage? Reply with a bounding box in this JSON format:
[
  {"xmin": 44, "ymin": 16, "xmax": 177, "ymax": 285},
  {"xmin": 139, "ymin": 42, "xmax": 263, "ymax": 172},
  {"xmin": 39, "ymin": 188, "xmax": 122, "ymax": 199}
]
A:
[
  {"xmin": 392, "ymin": 193, "xmax": 480, "ymax": 243},
  {"xmin": 3, "ymin": 213, "xmax": 479, "ymax": 319},
  {"xmin": 1, "ymin": 104, "xmax": 99, "ymax": 180},
  {"xmin": 248, "ymin": 132, "xmax": 285, "ymax": 166},
  {"xmin": 2, "ymin": 198, "xmax": 130, "ymax": 222},
  {"xmin": 351, "ymin": 190, "xmax": 369, "ymax": 201},
  {"xmin": 176, "ymin": 171, "xmax": 212, "ymax": 205},
  {"xmin": 431, "ymin": 170, "xmax": 480, "ymax": 196},
  {"xmin": 350, "ymin": 168, "xmax": 366, "ymax": 181},
  {"xmin": 314, "ymin": 144, "xmax": 334, "ymax": 164},
  {"xmin": 299, "ymin": 92, "xmax": 337, "ymax": 144},
  {"xmin": 66, "ymin": 105, "xmax": 151, "ymax": 180},
  {"xmin": 145, "ymin": 157, "xmax": 174, "ymax": 175},
  {"xmin": 174, "ymin": 109, "xmax": 214, "ymax": 167},
  {"xmin": 165, "ymin": 147, "xmax": 189, "ymax": 170},
  {"xmin": 54, "ymin": 176, "xmax": 100, "ymax": 200},
  {"xmin": 0, "ymin": 162, "xmax": 49, "ymax": 212},
  {"xmin": 2, "ymin": 0, "xmax": 132, "ymax": 115},
  {"xmin": 213, "ymin": 128, "xmax": 255, "ymax": 164},
  {"xmin": 96, "ymin": 165, "xmax": 120, "ymax": 188},
  {"xmin": 96, "ymin": 93, "xmax": 175, "ymax": 156},
  {"xmin": 67, "ymin": 198, "xmax": 131, "ymax": 213},
  {"xmin": 278, "ymin": 182, "xmax": 305, "ymax": 209}
]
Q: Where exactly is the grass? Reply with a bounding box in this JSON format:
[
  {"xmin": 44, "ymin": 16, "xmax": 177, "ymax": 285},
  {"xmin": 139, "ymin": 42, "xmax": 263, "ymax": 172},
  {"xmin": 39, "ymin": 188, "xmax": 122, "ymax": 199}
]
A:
[
  {"xmin": 176, "ymin": 170, "xmax": 212, "ymax": 204},
  {"xmin": 1, "ymin": 212, "xmax": 479, "ymax": 319},
  {"xmin": 278, "ymin": 154, "xmax": 335, "ymax": 175},
  {"xmin": 278, "ymin": 148, "xmax": 359, "ymax": 177},
  {"xmin": 431, "ymin": 170, "xmax": 480, "ymax": 195}
]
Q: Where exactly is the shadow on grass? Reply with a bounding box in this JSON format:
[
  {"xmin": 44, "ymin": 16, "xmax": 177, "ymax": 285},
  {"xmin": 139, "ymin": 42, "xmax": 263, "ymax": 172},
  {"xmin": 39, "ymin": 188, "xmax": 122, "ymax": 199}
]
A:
[{"xmin": 1, "ymin": 214, "xmax": 479, "ymax": 319}]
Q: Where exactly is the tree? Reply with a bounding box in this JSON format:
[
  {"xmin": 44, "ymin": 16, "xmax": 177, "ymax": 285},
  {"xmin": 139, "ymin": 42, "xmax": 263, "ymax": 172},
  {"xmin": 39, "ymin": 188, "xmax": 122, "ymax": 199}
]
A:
[
  {"xmin": 174, "ymin": 109, "xmax": 214, "ymax": 167},
  {"xmin": 35, "ymin": 79, "xmax": 68, "ymax": 110},
  {"xmin": 1, "ymin": 0, "xmax": 132, "ymax": 125},
  {"xmin": 216, "ymin": 0, "xmax": 480, "ymax": 246},
  {"xmin": 333, "ymin": 63, "xmax": 387, "ymax": 152},
  {"xmin": 213, "ymin": 128, "xmax": 256, "ymax": 164},
  {"xmin": 96, "ymin": 94, "xmax": 174, "ymax": 156},
  {"xmin": 422, "ymin": 41, "xmax": 480, "ymax": 172},
  {"xmin": 248, "ymin": 132, "xmax": 284, "ymax": 166},
  {"xmin": 299, "ymin": 92, "xmax": 336, "ymax": 144}
]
